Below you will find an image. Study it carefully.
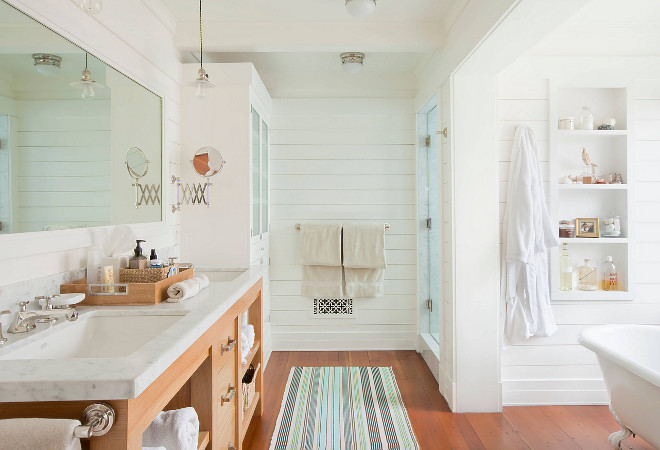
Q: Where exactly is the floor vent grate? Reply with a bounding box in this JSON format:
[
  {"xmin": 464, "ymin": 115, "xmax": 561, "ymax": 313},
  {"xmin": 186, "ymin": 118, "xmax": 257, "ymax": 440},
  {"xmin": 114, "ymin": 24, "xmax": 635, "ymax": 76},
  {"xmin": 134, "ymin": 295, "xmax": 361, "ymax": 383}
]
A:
[{"xmin": 313, "ymin": 298, "xmax": 353, "ymax": 318}]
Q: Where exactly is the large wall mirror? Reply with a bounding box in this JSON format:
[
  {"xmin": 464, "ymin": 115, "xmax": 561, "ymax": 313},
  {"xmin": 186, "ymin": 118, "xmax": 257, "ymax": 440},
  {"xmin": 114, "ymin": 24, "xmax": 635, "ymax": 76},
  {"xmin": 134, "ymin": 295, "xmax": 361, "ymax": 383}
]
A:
[{"xmin": 0, "ymin": 0, "xmax": 162, "ymax": 234}]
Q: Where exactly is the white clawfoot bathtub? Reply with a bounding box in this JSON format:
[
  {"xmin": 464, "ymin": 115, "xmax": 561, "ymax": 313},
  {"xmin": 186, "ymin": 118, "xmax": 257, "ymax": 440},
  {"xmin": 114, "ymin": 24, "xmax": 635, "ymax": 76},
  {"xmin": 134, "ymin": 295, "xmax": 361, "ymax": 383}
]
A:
[{"xmin": 579, "ymin": 325, "xmax": 660, "ymax": 449}]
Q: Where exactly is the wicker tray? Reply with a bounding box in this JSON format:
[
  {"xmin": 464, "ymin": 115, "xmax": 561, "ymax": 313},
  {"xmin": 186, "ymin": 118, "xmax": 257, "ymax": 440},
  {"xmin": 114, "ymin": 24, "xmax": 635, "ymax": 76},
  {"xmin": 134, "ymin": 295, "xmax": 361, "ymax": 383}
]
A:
[{"xmin": 60, "ymin": 267, "xmax": 193, "ymax": 305}]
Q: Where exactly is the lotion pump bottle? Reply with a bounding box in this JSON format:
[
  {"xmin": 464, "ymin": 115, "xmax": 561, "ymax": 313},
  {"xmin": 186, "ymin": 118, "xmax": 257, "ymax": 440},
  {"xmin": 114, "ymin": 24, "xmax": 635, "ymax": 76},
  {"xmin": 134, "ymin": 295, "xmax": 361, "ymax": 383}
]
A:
[{"xmin": 128, "ymin": 239, "xmax": 147, "ymax": 269}]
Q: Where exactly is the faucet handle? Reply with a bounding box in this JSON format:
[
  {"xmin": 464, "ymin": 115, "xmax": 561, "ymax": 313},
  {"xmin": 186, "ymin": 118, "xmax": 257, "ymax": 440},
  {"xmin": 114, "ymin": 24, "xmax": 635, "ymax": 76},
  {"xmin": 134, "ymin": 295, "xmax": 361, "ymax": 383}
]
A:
[{"xmin": 17, "ymin": 301, "xmax": 30, "ymax": 312}]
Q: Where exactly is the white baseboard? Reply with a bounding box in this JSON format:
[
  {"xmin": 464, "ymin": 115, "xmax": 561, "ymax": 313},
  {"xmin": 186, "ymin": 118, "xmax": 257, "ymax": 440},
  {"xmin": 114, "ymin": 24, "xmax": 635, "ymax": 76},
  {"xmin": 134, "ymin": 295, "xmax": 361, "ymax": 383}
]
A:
[
  {"xmin": 503, "ymin": 389, "xmax": 609, "ymax": 405},
  {"xmin": 417, "ymin": 334, "xmax": 441, "ymax": 384},
  {"xmin": 272, "ymin": 331, "xmax": 416, "ymax": 351}
]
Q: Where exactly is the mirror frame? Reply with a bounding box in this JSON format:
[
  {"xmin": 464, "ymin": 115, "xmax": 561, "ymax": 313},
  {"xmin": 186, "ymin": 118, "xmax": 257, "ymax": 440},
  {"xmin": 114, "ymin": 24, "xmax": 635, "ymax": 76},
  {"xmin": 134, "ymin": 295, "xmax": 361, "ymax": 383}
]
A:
[{"xmin": 0, "ymin": 0, "xmax": 168, "ymax": 261}]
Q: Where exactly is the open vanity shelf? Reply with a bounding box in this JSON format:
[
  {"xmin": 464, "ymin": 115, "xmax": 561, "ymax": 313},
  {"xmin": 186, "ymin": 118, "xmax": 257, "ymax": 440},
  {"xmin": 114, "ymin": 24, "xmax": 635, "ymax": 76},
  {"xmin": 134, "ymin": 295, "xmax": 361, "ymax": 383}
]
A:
[
  {"xmin": 549, "ymin": 85, "xmax": 635, "ymax": 301},
  {"xmin": 0, "ymin": 279, "xmax": 265, "ymax": 450}
]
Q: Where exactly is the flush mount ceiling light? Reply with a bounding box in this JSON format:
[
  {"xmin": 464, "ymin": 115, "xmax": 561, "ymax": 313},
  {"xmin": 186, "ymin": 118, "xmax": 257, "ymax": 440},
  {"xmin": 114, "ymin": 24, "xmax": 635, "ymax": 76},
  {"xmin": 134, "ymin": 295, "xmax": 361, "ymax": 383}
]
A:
[
  {"xmin": 70, "ymin": 53, "xmax": 104, "ymax": 100},
  {"xmin": 32, "ymin": 54, "xmax": 62, "ymax": 76},
  {"xmin": 80, "ymin": 0, "xmax": 102, "ymax": 14},
  {"xmin": 345, "ymin": 0, "xmax": 376, "ymax": 17},
  {"xmin": 341, "ymin": 52, "xmax": 365, "ymax": 74},
  {"xmin": 188, "ymin": 0, "xmax": 215, "ymax": 99}
]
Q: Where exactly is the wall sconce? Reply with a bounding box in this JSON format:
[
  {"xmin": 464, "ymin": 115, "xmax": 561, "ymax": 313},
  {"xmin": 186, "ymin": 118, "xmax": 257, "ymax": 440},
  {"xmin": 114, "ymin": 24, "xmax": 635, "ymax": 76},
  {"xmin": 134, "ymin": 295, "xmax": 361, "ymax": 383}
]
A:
[
  {"xmin": 126, "ymin": 147, "xmax": 160, "ymax": 208},
  {"xmin": 171, "ymin": 147, "xmax": 225, "ymax": 212}
]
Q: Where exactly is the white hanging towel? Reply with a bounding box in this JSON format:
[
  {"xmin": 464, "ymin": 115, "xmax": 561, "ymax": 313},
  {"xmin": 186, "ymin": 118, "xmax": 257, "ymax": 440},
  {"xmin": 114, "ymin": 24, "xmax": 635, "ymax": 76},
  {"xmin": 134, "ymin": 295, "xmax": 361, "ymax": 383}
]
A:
[
  {"xmin": 343, "ymin": 223, "xmax": 386, "ymax": 298},
  {"xmin": 0, "ymin": 418, "xmax": 83, "ymax": 450},
  {"xmin": 299, "ymin": 224, "xmax": 343, "ymax": 297},
  {"xmin": 501, "ymin": 126, "xmax": 559, "ymax": 347}
]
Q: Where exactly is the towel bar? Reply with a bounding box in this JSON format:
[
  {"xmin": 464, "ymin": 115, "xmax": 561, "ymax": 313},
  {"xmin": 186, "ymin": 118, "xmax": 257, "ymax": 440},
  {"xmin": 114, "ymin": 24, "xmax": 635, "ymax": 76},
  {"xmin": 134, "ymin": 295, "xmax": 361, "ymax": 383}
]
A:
[
  {"xmin": 73, "ymin": 403, "xmax": 115, "ymax": 438},
  {"xmin": 295, "ymin": 223, "xmax": 390, "ymax": 231}
]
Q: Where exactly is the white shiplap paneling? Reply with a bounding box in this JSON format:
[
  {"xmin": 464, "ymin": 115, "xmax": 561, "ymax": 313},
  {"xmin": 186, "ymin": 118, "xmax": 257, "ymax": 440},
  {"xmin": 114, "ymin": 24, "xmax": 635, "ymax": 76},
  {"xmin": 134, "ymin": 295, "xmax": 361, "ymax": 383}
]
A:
[
  {"xmin": 269, "ymin": 97, "xmax": 417, "ymax": 350},
  {"xmin": 497, "ymin": 69, "xmax": 660, "ymax": 405}
]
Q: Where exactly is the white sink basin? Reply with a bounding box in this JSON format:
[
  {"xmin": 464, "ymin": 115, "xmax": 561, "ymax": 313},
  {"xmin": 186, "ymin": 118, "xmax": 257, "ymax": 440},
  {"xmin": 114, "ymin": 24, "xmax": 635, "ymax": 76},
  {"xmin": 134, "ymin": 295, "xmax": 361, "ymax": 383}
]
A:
[
  {"xmin": 0, "ymin": 312, "xmax": 186, "ymax": 360},
  {"xmin": 201, "ymin": 269, "xmax": 247, "ymax": 282}
]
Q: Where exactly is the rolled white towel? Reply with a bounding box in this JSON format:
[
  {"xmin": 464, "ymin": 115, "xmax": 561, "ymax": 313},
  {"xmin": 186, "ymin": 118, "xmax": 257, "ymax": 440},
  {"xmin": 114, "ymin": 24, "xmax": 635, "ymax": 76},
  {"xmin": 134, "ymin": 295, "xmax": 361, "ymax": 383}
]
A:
[
  {"xmin": 196, "ymin": 274, "xmax": 209, "ymax": 289},
  {"xmin": 0, "ymin": 418, "xmax": 82, "ymax": 450},
  {"xmin": 241, "ymin": 311, "xmax": 249, "ymax": 326},
  {"xmin": 142, "ymin": 407, "xmax": 199, "ymax": 450},
  {"xmin": 242, "ymin": 324, "xmax": 255, "ymax": 349},
  {"xmin": 167, "ymin": 275, "xmax": 210, "ymax": 302},
  {"xmin": 241, "ymin": 331, "xmax": 249, "ymax": 365}
]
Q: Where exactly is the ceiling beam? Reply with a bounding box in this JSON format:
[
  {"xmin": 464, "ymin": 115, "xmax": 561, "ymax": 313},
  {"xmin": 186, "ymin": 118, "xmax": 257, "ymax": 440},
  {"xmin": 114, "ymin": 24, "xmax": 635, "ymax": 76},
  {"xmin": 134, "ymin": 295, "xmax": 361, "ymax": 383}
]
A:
[{"xmin": 174, "ymin": 21, "xmax": 445, "ymax": 53}]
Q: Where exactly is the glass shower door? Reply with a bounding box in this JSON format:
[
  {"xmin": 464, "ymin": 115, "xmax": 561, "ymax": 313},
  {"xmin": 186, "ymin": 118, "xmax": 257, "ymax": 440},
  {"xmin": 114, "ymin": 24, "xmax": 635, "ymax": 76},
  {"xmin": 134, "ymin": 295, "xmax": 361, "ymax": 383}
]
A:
[{"xmin": 426, "ymin": 107, "xmax": 440, "ymax": 343}]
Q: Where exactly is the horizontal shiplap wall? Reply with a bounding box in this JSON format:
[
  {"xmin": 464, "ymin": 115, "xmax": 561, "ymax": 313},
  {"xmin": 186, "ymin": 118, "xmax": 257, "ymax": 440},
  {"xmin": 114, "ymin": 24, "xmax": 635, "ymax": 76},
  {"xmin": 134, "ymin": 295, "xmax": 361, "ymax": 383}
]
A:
[
  {"xmin": 497, "ymin": 70, "xmax": 660, "ymax": 405},
  {"xmin": 16, "ymin": 99, "xmax": 111, "ymax": 231},
  {"xmin": 269, "ymin": 98, "xmax": 417, "ymax": 350}
]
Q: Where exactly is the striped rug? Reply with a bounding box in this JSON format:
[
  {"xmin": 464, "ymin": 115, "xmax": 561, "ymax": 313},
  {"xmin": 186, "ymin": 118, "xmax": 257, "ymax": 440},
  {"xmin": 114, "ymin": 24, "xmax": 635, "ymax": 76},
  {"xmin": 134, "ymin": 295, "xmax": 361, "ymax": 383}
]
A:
[{"xmin": 270, "ymin": 367, "xmax": 419, "ymax": 450}]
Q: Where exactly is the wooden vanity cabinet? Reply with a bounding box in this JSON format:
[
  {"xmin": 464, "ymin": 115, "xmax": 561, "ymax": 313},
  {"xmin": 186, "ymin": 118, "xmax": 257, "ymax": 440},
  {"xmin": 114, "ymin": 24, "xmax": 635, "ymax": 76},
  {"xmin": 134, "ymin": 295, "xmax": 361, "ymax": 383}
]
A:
[{"xmin": 0, "ymin": 279, "xmax": 264, "ymax": 450}]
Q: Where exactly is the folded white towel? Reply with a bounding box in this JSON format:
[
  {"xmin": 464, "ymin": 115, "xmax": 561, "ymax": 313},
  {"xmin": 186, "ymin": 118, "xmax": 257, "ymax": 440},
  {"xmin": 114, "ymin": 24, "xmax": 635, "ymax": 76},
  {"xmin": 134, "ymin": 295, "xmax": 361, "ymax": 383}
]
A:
[
  {"xmin": 167, "ymin": 274, "xmax": 209, "ymax": 302},
  {"xmin": 343, "ymin": 222, "xmax": 387, "ymax": 269},
  {"xmin": 143, "ymin": 447, "xmax": 166, "ymax": 450},
  {"xmin": 344, "ymin": 267, "xmax": 384, "ymax": 298},
  {"xmin": 142, "ymin": 407, "xmax": 199, "ymax": 450},
  {"xmin": 301, "ymin": 265, "xmax": 343, "ymax": 298},
  {"xmin": 241, "ymin": 311, "xmax": 249, "ymax": 326},
  {"xmin": 0, "ymin": 418, "xmax": 82, "ymax": 450},
  {"xmin": 299, "ymin": 224, "xmax": 342, "ymax": 266}
]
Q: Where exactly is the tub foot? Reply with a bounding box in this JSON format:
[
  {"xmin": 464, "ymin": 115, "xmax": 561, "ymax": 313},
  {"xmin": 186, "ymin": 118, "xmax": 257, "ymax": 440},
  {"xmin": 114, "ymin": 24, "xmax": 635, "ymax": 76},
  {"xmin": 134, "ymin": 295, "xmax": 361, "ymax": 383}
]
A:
[{"xmin": 608, "ymin": 405, "xmax": 632, "ymax": 449}]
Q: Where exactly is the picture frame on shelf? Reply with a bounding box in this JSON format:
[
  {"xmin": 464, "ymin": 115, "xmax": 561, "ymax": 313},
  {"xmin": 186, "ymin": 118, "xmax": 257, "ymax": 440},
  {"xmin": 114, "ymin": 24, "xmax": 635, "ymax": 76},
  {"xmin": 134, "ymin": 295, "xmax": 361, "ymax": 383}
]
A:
[{"xmin": 576, "ymin": 218, "xmax": 600, "ymax": 238}]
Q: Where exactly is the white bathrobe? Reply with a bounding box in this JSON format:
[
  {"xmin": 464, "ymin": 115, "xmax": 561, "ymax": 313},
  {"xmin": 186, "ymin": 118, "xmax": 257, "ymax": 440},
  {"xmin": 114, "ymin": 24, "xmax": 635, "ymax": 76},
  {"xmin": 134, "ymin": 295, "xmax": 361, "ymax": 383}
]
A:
[{"xmin": 501, "ymin": 126, "xmax": 559, "ymax": 346}]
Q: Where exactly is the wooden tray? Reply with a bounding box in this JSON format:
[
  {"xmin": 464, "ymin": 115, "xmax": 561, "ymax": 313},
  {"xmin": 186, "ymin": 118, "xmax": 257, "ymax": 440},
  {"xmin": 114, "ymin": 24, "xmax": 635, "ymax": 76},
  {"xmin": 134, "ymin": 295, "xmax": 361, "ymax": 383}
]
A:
[{"xmin": 61, "ymin": 267, "xmax": 193, "ymax": 305}]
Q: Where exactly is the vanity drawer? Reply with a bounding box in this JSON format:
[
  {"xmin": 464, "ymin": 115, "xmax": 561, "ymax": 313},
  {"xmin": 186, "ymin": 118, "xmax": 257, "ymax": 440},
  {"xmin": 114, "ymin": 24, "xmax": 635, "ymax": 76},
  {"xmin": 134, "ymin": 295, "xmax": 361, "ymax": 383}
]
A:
[
  {"xmin": 217, "ymin": 409, "xmax": 236, "ymax": 450},
  {"xmin": 217, "ymin": 358, "xmax": 236, "ymax": 427},
  {"xmin": 216, "ymin": 321, "xmax": 236, "ymax": 368}
]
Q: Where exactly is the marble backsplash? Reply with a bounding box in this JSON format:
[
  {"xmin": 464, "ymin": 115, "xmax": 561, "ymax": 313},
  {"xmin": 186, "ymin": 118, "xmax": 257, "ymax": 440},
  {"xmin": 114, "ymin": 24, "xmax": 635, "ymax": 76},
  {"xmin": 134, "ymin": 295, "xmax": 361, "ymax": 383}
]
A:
[{"xmin": 0, "ymin": 269, "xmax": 85, "ymax": 328}]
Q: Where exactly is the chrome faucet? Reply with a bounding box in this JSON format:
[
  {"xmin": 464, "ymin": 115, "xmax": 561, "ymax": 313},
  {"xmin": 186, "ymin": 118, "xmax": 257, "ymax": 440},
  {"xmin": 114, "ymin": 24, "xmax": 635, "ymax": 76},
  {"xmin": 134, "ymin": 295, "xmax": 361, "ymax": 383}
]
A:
[{"xmin": 8, "ymin": 296, "xmax": 78, "ymax": 334}]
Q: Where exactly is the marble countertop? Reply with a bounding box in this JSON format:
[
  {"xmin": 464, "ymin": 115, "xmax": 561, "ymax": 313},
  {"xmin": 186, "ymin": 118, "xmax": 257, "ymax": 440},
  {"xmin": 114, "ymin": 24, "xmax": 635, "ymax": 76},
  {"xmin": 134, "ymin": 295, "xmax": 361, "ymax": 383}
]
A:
[{"xmin": 0, "ymin": 265, "xmax": 266, "ymax": 402}]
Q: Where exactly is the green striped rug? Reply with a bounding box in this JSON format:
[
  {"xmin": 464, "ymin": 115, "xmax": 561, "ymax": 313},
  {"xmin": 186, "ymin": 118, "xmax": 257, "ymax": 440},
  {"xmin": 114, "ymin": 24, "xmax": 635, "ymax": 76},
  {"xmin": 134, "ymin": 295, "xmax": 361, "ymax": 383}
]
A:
[{"xmin": 270, "ymin": 367, "xmax": 419, "ymax": 450}]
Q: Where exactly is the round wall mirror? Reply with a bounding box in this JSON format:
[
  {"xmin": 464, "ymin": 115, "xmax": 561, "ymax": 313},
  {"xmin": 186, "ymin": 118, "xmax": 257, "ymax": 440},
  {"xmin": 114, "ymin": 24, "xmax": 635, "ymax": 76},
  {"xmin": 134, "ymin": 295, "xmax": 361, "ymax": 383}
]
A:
[
  {"xmin": 125, "ymin": 147, "xmax": 149, "ymax": 179},
  {"xmin": 192, "ymin": 146, "xmax": 225, "ymax": 178}
]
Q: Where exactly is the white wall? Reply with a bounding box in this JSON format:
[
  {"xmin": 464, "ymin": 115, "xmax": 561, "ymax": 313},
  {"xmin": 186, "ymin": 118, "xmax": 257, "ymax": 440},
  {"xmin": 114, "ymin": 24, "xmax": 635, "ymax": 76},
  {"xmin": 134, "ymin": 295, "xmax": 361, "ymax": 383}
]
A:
[
  {"xmin": 497, "ymin": 57, "xmax": 660, "ymax": 405},
  {"xmin": 269, "ymin": 97, "xmax": 418, "ymax": 350},
  {"xmin": 0, "ymin": 0, "xmax": 181, "ymax": 316}
]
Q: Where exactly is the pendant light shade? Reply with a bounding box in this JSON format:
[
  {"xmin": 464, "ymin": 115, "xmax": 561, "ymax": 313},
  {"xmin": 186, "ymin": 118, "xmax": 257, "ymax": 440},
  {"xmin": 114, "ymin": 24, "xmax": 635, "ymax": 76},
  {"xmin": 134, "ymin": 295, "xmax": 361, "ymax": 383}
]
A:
[
  {"xmin": 341, "ymin": 52, "xmax": 365, "ymax": 74},
  {"xmin": 191, "ymin": 0, "xmax": 214, "ymax": 99},
  {"xmin": 70, "ymin": 53, "xmax": 103, "ymax": 100},
  {"xmin": 346, "ymin": 0, "xmax": 376, "ymax": 18}
]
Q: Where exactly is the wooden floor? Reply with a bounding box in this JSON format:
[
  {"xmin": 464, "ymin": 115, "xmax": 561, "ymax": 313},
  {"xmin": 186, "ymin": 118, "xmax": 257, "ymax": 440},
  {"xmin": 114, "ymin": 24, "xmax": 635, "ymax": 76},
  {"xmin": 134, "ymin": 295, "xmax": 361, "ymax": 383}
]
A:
[{"xmin": 243, "ymin": 351, "xmax": 654, "ymax": 449}]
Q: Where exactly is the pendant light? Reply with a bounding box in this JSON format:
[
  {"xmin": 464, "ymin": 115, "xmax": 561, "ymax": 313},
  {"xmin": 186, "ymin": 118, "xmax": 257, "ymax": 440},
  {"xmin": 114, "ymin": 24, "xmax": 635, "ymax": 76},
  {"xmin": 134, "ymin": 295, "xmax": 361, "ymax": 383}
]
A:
[
  {"xmin": 188, "ymin": 0, "xmax": 215, "ymax": 99},
  {"xmin": 346, "ymin": 0, "xmax": 377, "ymax": 18},
  {"xmin": 70, "ymin": 53, "xmax": 104, "ymax": 100}
]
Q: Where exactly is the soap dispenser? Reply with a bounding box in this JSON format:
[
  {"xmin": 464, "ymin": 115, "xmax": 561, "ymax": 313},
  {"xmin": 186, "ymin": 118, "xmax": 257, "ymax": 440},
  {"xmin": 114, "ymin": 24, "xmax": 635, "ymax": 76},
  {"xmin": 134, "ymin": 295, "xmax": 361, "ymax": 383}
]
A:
[{"xmin": 129, "ymin": 240, "xmax": 147, "ymax": 269}]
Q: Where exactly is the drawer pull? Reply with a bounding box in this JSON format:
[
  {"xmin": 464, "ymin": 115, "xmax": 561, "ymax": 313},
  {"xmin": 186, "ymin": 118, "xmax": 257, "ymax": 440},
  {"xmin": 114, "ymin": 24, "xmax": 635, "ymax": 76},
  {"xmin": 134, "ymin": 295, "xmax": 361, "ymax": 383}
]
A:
[
  {"xmin": 221, "ymin": 385, "xmax": 236, "ymax": 405},
  {"xmin": 229, "ymin": 444, "xmax": 236, "ymax": 450},
  {"xmin": 221, "ymin": 337, "xmax": 236, "ymax": 355}
]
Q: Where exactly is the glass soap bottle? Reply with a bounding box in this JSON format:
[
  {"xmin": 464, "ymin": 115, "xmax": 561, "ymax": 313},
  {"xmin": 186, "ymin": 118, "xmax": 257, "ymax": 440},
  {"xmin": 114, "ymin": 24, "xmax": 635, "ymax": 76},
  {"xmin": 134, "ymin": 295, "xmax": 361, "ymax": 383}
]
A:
[
  {"xmin": 578, "ymin": 259, "xmax": 598, "ymax": 291},
  {"xmin": 602, "ymin": 256, "xmax": 618, "ymax": 291},
  {"xmin": 559, "ymin": 244, "xmax": 573, "ymax": 291},
  {"xmin": 580, "ymin": 106, "xmax": 594, "ymax": 130}
]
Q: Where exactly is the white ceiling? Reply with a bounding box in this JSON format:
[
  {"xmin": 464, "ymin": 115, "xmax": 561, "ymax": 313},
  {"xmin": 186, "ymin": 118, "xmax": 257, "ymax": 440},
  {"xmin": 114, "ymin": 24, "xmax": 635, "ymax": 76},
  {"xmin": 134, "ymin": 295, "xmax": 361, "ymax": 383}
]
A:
[
  {"xmin": 529, "ymin": 0, "xmax": 660, "ymax": 56},
  {"xmin": 161, "ymin": 0, "xmax": 463, "ymax": 24}
]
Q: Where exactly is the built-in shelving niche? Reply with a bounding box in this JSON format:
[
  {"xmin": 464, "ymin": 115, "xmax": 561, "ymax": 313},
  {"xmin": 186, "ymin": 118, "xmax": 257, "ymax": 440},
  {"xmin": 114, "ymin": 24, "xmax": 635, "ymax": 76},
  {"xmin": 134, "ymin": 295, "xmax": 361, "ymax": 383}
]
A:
[{"xmin": 549, "ymin": 85, "xmax": 634, "ymax": 301}]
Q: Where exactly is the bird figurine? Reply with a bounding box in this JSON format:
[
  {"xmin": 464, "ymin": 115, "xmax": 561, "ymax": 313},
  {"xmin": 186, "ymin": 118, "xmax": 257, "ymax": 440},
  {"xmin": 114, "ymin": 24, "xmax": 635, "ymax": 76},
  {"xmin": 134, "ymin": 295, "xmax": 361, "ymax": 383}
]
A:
[{"xmin": 582, "ymin": 147, "xmax": 597, "ymax": 167}]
